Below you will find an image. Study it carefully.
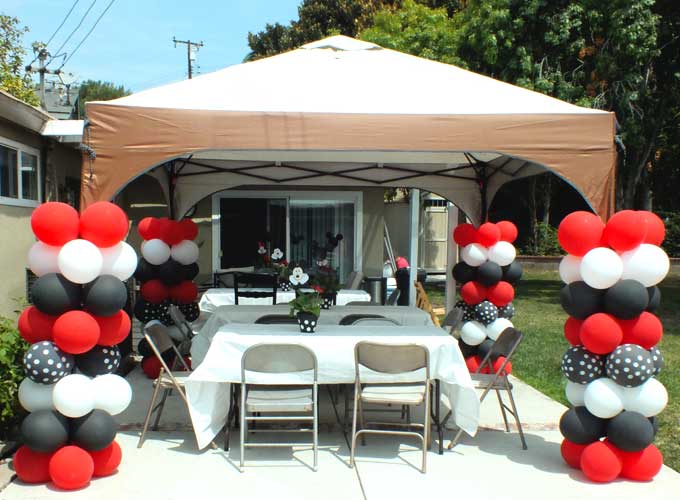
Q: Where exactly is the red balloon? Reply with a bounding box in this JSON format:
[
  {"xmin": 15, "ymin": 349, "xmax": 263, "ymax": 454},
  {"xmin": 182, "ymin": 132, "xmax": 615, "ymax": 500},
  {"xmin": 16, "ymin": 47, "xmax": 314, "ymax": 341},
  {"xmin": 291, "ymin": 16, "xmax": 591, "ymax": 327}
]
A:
[
  {"xmin": 138, "ymin": 217, "xmax": 162, "ymax": 241},
  {"xmin": 141, "ymin": 356, "xmax": 162, "ymax": 379},
  {"xmin": 558, "ymin": 211, "xmax": 605, "ymax": 257},
  {"xmin": 619, "ymin": 444, "xmax": 663, "ymax": 481},
  {"xmin": 561, "ymin": 439, "xmax": 588, "ymax": 469},
  {"xmin": 492, "ymin": 356, "xmax": 512, "ymax": 375},
  {"xmin": 140, "ymin": 279, "xmax": 169, "ymax": 303},
  {"xmin": 169, "ymin": 281, "xmax": 198, "ymax": 304},
  {"xmin": 88, "ymin": 441, "xmax": 122, "ymax": 477},
  {"xmin": 486, "ymin": 281, "xmax": 514, "ymax": 307},
  {"xmin": 579, "ymin": 313, "xmax": 622, "ymax": 355},
  {"xmin": 619, "ymin": 312, "xmax": 663, "ymax": 349},
  {"xmin": 496, "ymin": 220, "xmax": 518, "ymax": 243},
  {"xmin": 31, "ymin": 202, "xmax": 80, "ymax": 246},
  {"xmin": 179, "ymin": 219, "xmax": 199, "ymax": 241},
  {"xmin": 465, "ymin": 355, "xmax": 481, "ymax": 373},
  {"xmin": 53, "ymin": 311, "xmax": 101, "ymax": 354},
  {"xmin": 460, "ymin": 281, "xmax": 487, "ymax": 305},
  {"xmin": 13, "ymin": 446, "xmax": 53, "ymax": 484},
  {"xmin": 476, "ymin": 222, "xmax": 501, "ymax": 247},
  {"xmin": 602, "ymin": 210, "xmax": 647, "ymax": 252},
  {"xmin": 580, "ymin": 440, "xmax": 622, "ymax": 483},
  {"xmin": 95, "ymin": 310, "xmax": 131, "ymax": 346},
  {"xmin": 639, "ymin": 211, "xmax": 665, "ymax": 246},
  {"xmin": 564, "ymin": 317, "xmax": 583, "ymax": 346},
  {"xmin": 79, "ymin": 202, "xmax": 129, "ymax": 248},
  {"xmin": 453, "ymin": 224, "xmax": 477, "ymax": 246},
  {"xmin": 49, "ymin": 445, "xmax": 94, "ymax": 490},
  {"xmin": 18, "ymin": 306, "xmax": 56, "ymax": 344},
  {"xmin": 159, "ymin": 219, "xmax": 184, "ymax": 245}
]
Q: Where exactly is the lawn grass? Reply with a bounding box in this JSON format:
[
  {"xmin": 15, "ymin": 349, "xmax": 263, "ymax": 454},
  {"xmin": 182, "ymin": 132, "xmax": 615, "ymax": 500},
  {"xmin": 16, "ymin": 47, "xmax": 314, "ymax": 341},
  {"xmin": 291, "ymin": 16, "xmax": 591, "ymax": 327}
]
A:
[{"xmin": 426, "ymin": 269, "xmax": 680, "ymax": 471}]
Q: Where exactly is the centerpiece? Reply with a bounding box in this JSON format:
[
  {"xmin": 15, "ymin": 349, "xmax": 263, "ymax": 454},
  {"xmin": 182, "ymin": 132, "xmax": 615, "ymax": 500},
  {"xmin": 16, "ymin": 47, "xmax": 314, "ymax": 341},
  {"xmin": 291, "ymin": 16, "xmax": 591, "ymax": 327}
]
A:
[
  {"xmin": 288, "ymin": 265, "xmax": 320, "ymax": 332},
  {"xmin": 311, "ymin": 260, "xmax": 340, "ymax": 309}
]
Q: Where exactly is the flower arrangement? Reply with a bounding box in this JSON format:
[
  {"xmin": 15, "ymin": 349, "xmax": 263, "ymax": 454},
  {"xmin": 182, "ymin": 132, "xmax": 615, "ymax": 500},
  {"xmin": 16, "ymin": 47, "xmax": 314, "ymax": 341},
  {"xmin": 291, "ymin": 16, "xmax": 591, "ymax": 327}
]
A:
[
  {"xmin": 311, "ymin": 264, "xmax": 340, "ymax": 295},
  {"xmin": 288, "ymin": 291, "xmax": 322, "ymax": 319},
  {"xmin": 255, "ymin": 241, "xmax": 269, "ymax": 269}
]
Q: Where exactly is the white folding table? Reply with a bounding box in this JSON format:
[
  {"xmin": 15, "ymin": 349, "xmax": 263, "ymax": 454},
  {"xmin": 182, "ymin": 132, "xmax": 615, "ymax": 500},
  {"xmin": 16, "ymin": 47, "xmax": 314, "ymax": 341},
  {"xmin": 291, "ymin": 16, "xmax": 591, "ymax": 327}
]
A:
[{"xmin": 199, "ymin": 288, "xmax": 371, "ymax": 312}]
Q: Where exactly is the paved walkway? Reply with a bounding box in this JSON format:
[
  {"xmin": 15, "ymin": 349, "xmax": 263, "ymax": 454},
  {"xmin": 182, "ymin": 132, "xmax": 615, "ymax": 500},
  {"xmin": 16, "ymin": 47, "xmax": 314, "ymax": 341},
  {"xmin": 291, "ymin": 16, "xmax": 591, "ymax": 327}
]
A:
[{"xmin": 4, "ymin": 368, "xmax": 680, "ymax": 499}]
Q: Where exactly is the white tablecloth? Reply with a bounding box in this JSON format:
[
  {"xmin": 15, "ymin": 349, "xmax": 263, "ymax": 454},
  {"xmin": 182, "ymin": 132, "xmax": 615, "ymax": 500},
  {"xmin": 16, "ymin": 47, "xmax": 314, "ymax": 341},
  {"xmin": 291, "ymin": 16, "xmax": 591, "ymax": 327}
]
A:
[
  {"xmin": 199, "ymin": 288, "xmax": 371, "ymax": 312},
  {"xmin": 185, "ymin": 324, "xmax": 480, "ymax": 449}
]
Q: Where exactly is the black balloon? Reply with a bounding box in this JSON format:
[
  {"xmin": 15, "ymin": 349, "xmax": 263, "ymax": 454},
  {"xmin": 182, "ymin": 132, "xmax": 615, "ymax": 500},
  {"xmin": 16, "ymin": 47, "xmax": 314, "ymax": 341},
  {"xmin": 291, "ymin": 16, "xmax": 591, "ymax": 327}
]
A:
[
  {"xmin": 178, "ymin": 302, "xmax": 200, "ymax": 322},
  {"xmin": 561, "ymin": 346, "xmax": 604, "ymax": 384},
  {"xmin": 650, "ymin": 346, "xmax": 663, "ymax": 375},
  {"xmin": 476, "ymin": 261, "xmax": 502, "ymax": 287},
  {"xmin": 452, "ymin": 262, "xmax": 476, "ymax": 284},
  {"xmin": 158, "ymin": 300, "xmax": 173, "ymax": 326},
  {"xmin": 603, "ymin": 280, "xmax": 649, "ymax": 319},
  {"xmin": 23, "ymin": 341, "xmax": 73, "ymax": 384},
  {"xmin": 30, "ymin": 273, "xmax": 81, "ymax": 316},
  {"xmin": 606, "ymin": 411, "xmax": 655, "ymax": 452},
  {"xmin": 649, "ymin": 416, "xmax": 659, "ymax": 436},
  {"xmin": 70, "ymin": 410, "xmax": 117, "ymax": 451},
  {"xmin": 137, "ymin": 338, "xmax": 152, "ymax": 357},
  {"xmin": 159, "ymin": 259, "xmax": 184, "ymax": 286},
  {"xmin": 182, "ymin": 263, "xmax": 199, "ymax": 281},
  {"xmin": 502, "ymin": 261, "xmax": 523, "ymax": 284},
  {"xmin": 75, "ymin": 345, "xmax": 121, "ymax": 377},
  {"xmin": 474, "ymin": 300, "xmax": 498, "ymax": 326},
  {"xmin": 497, "ymin": 302, "xmax": 515, "ymax": 319},
  {"xmin": 560, "ymin": 281, "xmax": 603, "ymax": 319},
  {"xmin": 21, "ymin": 410, "xmax": 69, "ymax": 452},
  {"xmin": 647, "ymin": 286, "xmax": 661, "ymax": 313},
  {"xmin": 458, "ymin": 340, "xmax": 479, "ymax": 359},
  {"xmin": 477, "ymin": 338, "xmax": 500, "ymax": 361},
  {"xmin": 559, "ymin": 406, "xmax": 606, "ymax": 445},
  {"xmin": 134, "ymin": 258, "xmax": 159, "ymax": 282},
  {"xmin": 83, "ymin": 275, "xmax": 127, "ymax": 317}
]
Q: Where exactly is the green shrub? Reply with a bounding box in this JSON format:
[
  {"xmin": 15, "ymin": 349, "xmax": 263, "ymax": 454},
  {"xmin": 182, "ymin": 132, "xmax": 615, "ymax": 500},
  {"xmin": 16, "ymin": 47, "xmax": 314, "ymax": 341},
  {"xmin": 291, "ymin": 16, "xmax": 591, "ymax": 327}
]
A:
[
  {"xmin": 0, "ymin": 316, "xmax": 27, "ymax": 440},
  {"xmin": 658, "ymin": 211, "xmax": 680, "ymax": 257},
  {"xmin": 521, "ymin": 222, "xmax": 564, "ymax": 256}
]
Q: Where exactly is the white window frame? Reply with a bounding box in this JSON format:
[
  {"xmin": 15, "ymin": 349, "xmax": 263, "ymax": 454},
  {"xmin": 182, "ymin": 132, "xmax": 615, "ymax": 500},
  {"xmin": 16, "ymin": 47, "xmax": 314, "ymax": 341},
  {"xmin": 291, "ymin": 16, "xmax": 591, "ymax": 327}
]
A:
[
  {"xmin": 0, "ymin": 136, "xmax": 42, "ymax": 207},
  {"xmin": 211, "ymin": 190, "xmax": 363, "ymax": 275}
]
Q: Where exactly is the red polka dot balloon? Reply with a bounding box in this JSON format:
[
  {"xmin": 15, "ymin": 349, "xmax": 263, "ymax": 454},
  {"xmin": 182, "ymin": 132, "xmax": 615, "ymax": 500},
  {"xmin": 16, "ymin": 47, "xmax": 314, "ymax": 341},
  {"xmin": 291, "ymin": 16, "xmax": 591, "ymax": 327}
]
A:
[{"xmin": 80, "ymin": 202, "xmax": 129, "ymax": 248}]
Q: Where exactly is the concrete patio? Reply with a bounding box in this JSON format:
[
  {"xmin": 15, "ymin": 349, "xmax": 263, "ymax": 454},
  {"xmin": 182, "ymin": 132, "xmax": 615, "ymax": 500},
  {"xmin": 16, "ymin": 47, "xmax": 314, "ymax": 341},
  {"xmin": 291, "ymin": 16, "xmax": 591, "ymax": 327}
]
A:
[{"xmin": 3, "ymin": 367, "xmax": 680, "ymax": 500}]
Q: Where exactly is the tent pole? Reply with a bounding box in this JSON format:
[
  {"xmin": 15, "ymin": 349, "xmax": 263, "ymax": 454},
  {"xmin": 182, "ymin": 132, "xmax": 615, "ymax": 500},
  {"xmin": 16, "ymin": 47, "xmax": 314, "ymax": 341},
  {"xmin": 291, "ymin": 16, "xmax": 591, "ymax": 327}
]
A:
[
  {"xmin": 166, "ymin": 162, "xmax": 176, "ymax": 219},
  {"xmin": 444, "ymin": 203, "xmax": 459, "ymax": 313},
  {"xmin": 408, "ymin": 189, "xmax": 420, "ymax": 306}
]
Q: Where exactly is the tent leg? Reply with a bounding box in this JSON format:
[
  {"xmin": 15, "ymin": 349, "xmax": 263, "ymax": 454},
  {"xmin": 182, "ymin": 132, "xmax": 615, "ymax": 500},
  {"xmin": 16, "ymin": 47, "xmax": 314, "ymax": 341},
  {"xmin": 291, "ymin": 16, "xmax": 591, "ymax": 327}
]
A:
[
  {"xmin": 444, "ymin": 203, "xmax": 459, "ymax": 314},
  {"xmin": 408, "ymin": 189, "xmax": 420, "ymax": 306}
]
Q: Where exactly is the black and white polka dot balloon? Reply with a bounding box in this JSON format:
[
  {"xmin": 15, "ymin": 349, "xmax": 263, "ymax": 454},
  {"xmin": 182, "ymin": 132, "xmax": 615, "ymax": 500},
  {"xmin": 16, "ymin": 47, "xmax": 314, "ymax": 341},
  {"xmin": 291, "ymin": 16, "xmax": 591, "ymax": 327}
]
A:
[
  {"xmin": 75, "ymin": 345, "xmax": 121, "ymax": 377},
  {"xmin": 23, "ymin": 341, "xmax": 73, "ymax": 384},
  {"xmin": 649, "ymin": 346, "xmax": 663, "ymax": 375},
  {"xmin": 178, "ymin": 302, "xmax": 200, "ymax": 322},
  {"xmin": 474, "ymin": 300, "xmax": 498, "ymax": 326},
  {"xmin": 561, "ymin": 346, "xmax": 604, "ymax": 384},
  {"xmin": 498, "ymin": 302, "xmax": 516, "ymax": 319},
  {"xmin": 606, "ymin": 344, "xmax": 655, "ymax": 388}
]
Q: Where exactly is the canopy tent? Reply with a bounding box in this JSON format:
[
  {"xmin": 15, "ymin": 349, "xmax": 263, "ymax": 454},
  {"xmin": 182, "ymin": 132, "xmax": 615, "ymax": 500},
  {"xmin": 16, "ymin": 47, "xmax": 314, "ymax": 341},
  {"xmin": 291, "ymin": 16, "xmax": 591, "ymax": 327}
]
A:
[{"xmin": 81, "ymin": 35, "xmax": 616, "ymax": 223}]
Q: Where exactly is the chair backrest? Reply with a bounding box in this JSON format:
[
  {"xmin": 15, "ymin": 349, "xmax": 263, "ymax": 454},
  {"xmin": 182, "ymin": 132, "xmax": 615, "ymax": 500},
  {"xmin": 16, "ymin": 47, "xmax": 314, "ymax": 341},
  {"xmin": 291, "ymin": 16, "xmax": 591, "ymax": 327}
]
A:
[
  {"xmin": 339, "ymin": 313, "xmax": 386, "ymax": 325},
  {"xmin": 355, "ymin": 342, "xmax": 429, "ymax": 382},
  {"xmin": 414, "ymin": 281, "xmax": 441, "ymax": 327},
  {"xmin": 255, "ymin": 314, "xmax": 298, "ymax": 324},
  {"xmin": 477, "ymin": 327, "xmax": 523, "ymax": 376},
  {"xmin": 350, "ymin": 317, "xmax": 401, "ymax": 326},
  {"xmin": 385, "ymin": 288, "xmax": 401, "ymax": 306},
  {"xmin": 344, "ymin": 301, "xmax": 378, "ymax": 306},
  {"xmin": 241, "ymin": 343, "xmax": 318, "ymax": 383},
  {"xmin": 226, "ymin": 272, "xmax": 278, "ymax": 305},
  {"xmin": 345, "ymin": 271, "xmax": 364, "ymax": 290},
  {"xmin": 167, "ymin": 304, "xmax": 193, "ymax": 339},
  {"xmin": 143, "ymin": 321, "xmax": 192, "ymax": 375},
  {"xmin": 441, "ymin": 307, "xmax": 464, "ymax": 330}
]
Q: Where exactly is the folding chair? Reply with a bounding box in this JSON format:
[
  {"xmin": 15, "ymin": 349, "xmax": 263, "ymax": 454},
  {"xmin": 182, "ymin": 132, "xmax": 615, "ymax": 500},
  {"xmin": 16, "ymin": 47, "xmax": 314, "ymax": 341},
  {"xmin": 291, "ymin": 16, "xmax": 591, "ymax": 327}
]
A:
[
  {"xmin": 339, "ymin": 313, "xmax": 388, "ymax": 325},
  {"xmin": 254, "ymin": 314, "xmax": 298, "ymax": 324},
  {"xmin": 230, "ymin": 272, "xmax": 279, "ymax": 305},
  {"xmin": 138, "ymin": 321, "xmax": 194, "ymax": 448},
  {"xmin": 350, "ymin": 342, "xmax": 430, "ymax": 473},
  {"xmin": 350, "ymin": 317, "xmax": 401, "ymax": 326},
  {"xmin": 441, "ymin": 307, "xmax": 465, "ymax": 336},
  {"xmin": 414, "ymin": 281, "xmax": 441, "ymax": 327},
  {"xmin": 240, "ymin": 343, "xmax": 319, "ymax": 471},
  {"xmin": 168, "ymin": 304, "xmax": 195, "ymax": 339},
  {"xmin": 447, "ymin": 327, "xmax": 527, "ymax": 450}
]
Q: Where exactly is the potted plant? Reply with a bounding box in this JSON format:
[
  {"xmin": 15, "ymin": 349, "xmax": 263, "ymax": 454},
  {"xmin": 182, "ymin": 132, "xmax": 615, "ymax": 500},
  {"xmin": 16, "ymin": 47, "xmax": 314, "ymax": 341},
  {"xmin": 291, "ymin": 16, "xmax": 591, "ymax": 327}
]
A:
[
  {"xmin": 270, "ymin": 249, "xmax": 291, "ymax": 291},
  {"xmin": 311, "ymin": 261, "xmax": 341, "ymax": 309},
  {"xmin": 289, "ymin": 292, "xmax": 321, "ymax": 333}
]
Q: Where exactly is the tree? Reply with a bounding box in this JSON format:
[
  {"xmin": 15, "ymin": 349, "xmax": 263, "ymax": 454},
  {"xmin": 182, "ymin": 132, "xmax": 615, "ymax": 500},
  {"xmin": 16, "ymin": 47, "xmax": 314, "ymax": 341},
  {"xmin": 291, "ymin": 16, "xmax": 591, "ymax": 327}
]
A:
[
  {"xmin": 76, "ymin": 80, "xmax": 131, "ymax": 118},
  {"xmin": 0, "ymin": 15, "xmax": 39, "ymax": 106}
]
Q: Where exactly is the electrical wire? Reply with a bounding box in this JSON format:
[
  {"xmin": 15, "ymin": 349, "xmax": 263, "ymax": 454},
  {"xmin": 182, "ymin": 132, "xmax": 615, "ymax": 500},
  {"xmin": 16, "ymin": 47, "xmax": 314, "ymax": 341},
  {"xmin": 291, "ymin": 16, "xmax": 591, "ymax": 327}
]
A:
[
  {"xmin": 46, "ymin": 0, "xmax": 98, "ymax": 66},
  {"xmin": 59, "ymin": 0, "xmax": 117, "ymax": 69},
  {"xmin": 27, "ymin": 0, "xmax": 81, "ymax": 66}
]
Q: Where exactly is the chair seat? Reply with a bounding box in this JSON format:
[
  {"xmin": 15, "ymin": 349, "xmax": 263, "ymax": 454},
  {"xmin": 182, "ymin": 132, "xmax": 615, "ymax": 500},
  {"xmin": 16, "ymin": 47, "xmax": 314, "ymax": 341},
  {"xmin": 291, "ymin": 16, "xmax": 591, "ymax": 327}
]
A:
[
  {"xmin": 360, "ymin": 383, "xmax": 426, "ymax": 405},
  {"xmin": 156, "ymin": 371, "xmax": 190, "ymax": 388},
  {"xmin": 470, "ymin": 373, "xmax": 513, "ymax": 390},
  {"xmin": 246, "ymin": 386, "xmax": 314, "ymax": 412}
]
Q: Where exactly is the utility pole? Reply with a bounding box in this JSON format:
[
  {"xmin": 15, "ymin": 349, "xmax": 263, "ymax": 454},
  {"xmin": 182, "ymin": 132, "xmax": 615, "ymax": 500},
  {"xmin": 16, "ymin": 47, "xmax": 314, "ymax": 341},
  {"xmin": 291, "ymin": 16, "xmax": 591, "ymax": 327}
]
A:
[
  {"xmin": 173, "ymin": 37, "xmax": 203, "ymax": 79},
  {"xmin": 26, "ymin": 45, "xmax": 61, "ymax": 109}
]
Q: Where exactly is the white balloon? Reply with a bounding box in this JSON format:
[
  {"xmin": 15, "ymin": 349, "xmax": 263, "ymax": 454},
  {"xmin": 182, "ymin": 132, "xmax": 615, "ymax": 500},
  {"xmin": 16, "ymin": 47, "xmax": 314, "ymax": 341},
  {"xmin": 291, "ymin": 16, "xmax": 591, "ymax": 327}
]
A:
[
  {"xmin": 621, "ymin": 377, "xmax": 668, "ymax": 417},
  {"xmin": 53, "ymin": 374, "xmax": 95, "ymax": 418},
  {"xmin": 583, "ymin": 377, "xmax": 624, "ymax": 418},
  {"xmin": 460, "ymin": 321, "xmax": 487, "ymax": 346},
  {"xmin": 58, "ymin": 239, "xmax": 103, "ymax": 284},
  {"xmin": 559, "ymin": 255, "xmax": 582, "ymax": 284},
  {"xmin": 100, "ymin": 241, "xmax": 138, "ymax": 281},
  {"xmin": 565, "ymin": 381, "xmax": 586, "ymax": 407},
  {"xmin": 487, "ymin": 241, "xmax": 516, "ymax": 266},
  {"xmin": 580, "ymin": 247, "xmax": 623, "ymax": 289},
  {"xmin": 461, "ymin": 244, "xmax": 488, "ymax": 267},
  {"xmin": 620, "ymin": 244, "xmax": 670, "ymax": 287},
  {"xmin": 27, "ymin": 242, "xmax": 61, "ymax": 277},
  {"xmin": 170, "ymin": 240, "xmax": 199, "ymax": 265},
  {"xmin": 92, "ymin": 374, "xmax": 132, "ymax": 415},
  {"xmin": 18, "ymin": 378, "xmax": 55, "ymax": 412},
  {"xmin": 486, "ymin": 318, "xmax": 513, "ymax": 341},
  {"xmin": 142, "ymin": 238, "xmax": 171, "ymax": 265}
]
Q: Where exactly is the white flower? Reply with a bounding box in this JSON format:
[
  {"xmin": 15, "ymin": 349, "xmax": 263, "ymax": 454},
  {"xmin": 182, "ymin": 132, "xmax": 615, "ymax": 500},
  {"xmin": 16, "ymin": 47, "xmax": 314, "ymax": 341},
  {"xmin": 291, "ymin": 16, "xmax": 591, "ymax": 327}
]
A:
[
  {"xmin": 289, "ymin": 266, "xmax": 309, "ymax": 286},
  {"xmin": 257, "ymin": 244, "xmax": 266, "ymax": 255},
  {"xmin": 271, "ymin": 248, "xmax": 284, "ymax": 260},
  {"xmin": 316, "ymin": 258, "xmax": 328, "ymax": 267}
]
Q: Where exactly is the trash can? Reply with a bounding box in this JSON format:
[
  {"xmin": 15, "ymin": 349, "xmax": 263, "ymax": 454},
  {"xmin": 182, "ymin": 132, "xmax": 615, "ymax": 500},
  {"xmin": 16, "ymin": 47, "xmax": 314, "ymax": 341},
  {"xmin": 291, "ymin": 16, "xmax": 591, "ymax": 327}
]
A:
[{"xmin": 363, "ymin": 277, "xmax": 387, "ymax": 305}]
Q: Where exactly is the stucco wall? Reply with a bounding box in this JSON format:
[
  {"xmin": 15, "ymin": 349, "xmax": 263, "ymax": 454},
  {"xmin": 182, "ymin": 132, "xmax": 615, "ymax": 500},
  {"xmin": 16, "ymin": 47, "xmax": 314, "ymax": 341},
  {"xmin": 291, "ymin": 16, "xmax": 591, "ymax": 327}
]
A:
[{"xmin": 0, "ymin": 205, "xmax": 35, "ymax": 317}]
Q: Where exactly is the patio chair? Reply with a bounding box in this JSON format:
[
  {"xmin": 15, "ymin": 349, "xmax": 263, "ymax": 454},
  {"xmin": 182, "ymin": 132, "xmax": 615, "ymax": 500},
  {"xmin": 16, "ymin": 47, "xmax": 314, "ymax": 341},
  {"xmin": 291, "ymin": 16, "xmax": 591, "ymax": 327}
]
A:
[
  {"xmin": 254, "ymin": 314, "xmax": 298, "ymax": 325},
  {"xmin": 349, "ymin": 317, "xmax": 401, "ymax": 326},
  {"xmin": 350, "ymin": 342, "xmax": 430, "ymax": 473},
  {"xmin": 217, "ymin": 271, "xmax": 278, "ymax": 305},
  {"xmin": 440, "ymin": 307, "xmax": 465, "ymax": 336},
  {"xmin": 240, "ymin": 343, "xmax": 319, "ymax": 471},
  {"xmin": 414, "ymin": 281, "xmax": 441, "ymax": 327},
  {"xmin": 138, "ymin": 321, "xmax": 194, "ymax": 449},
  {"xmin": 446, "ymin": 327, "xmax": 527, "ymax": 450},
  {"xmin": 168, "ymin": 304, "xmax": 195, "ymax": 339},
  {"xmin": 339, "ymin": 313, "xmax": 388, "ymax": 325}
]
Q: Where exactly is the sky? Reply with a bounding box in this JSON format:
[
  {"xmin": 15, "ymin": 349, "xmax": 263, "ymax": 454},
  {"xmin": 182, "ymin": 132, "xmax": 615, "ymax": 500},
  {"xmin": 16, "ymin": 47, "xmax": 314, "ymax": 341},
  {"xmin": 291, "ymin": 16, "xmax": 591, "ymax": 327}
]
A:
[{"xmin": 4, "ymin": 0, "xmax": 302, "ymax": 91}]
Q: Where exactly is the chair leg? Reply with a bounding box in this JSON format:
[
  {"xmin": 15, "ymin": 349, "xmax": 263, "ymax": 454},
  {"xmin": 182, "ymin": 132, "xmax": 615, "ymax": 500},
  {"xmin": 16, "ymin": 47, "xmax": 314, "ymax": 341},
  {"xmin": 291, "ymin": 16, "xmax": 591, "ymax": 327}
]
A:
[
  {"xmin": 447, "ymin": 429, "xmax": 464, "ymax": 450},
  {"xmin": 496, "ymin": 389, "xmax": 510, "ymax": 432},
  {"xmin": 506, "ymin": 388, "xmax": 528, "ymax": 450},
  {"xmin": 138, "ymin": 379, "xmax": 163, "ymax": 448},
  {"xmin": 152, "ymin": 388, "xmax": 171, "ymax": 431},
  {"xmin": 422, "ymin": 386, "xmax": 430, "ymax": 473},
  {"xmin": 350, "ymin": 383, "xmax": 360, "ymax": 468},
  {"xmin": 225, "ymin": 384, "xmax": 236, "ymax": 451},
  {"xmin": 240, "ymin": 386, "xmax": 247, "ymax": 471},
  {"xmin": 313, "ymin": 384, "xmax": 318, "ymax": 472},
  {"xmin": 358, "ymin": 397, "xmax": 366, "ymax": 446}
]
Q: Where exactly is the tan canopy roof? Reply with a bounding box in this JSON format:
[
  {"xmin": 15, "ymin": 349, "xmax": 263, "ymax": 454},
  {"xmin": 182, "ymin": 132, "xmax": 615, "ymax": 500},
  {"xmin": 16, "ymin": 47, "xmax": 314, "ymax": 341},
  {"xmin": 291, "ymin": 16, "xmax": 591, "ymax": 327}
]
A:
[{"xmin": 81, "ymin": 35, "xmax": 616, "ymax": 222}]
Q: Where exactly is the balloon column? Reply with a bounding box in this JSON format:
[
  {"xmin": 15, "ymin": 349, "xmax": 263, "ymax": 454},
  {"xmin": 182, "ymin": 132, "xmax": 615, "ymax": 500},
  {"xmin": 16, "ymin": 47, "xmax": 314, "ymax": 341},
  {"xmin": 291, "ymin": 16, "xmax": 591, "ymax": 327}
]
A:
[
  {"xmin": 133, "ymin": 217, "xmax": 199, "ymax": 378},
  {"xmin": 15, "ymin": 202, "xmax": 134, "ymax": 489},
  {"xmin": 452, "ymin": 221, "xmax": 522, "ymax": 372},
  {"xmin": 557, "ymin": 210, "xmax": 669, "ymax": 482}
]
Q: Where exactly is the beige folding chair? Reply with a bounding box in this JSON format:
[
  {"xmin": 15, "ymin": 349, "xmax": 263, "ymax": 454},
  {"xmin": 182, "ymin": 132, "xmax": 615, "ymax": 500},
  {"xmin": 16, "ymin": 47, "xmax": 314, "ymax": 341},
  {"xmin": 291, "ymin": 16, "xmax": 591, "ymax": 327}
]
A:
[
  {"xmin": 447, "ymin": 327, "xmax": 527, "ymax": 450},
  {"xmin": 350, "ymin": 317, "xmax": 401, "ymax": 326},
  {"xmin": 240, "ymin": 343, "xmax": 319, "ymax": 471},
  {"xmin": 138, "ymin": 321, "xmax": 194, "ymax": 448},
  {"xmin": 168, "ymin": 304, "xmax": 194, "ymax": 340},
  {"xmin": 350, "ymin": 342, "xmax": 430, "ymax": 473}
]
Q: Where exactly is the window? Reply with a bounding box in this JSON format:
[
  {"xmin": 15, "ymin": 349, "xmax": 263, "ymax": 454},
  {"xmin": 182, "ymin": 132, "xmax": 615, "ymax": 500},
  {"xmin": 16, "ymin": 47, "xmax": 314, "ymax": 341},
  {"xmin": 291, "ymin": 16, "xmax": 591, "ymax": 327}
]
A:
[{"xmin": 0, "ymin": 138, "xmax": 41, "ymax": 206}]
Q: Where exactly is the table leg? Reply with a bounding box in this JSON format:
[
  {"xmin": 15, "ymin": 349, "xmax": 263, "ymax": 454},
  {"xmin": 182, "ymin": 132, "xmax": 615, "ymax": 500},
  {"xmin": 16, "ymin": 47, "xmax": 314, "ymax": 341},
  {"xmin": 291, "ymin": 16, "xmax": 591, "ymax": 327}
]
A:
[{"xmin": 429, "ymin": 380, "xmax": 443, "ymax": 455}]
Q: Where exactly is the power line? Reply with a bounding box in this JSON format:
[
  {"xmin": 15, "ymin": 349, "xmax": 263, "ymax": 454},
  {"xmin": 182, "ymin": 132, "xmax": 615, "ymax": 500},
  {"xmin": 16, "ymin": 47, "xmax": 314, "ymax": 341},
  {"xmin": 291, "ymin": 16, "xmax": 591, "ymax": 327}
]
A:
[
  {"xmin": 47, "ymin": 0, "xmax": 98, "ymax": 66},
  {"xmin": 46, "ymin": 0, "xmax": 82, "ymax": 46},
  {"xmin": 59, "ymin": 0, "xmax": 117, "ymax": 69}
]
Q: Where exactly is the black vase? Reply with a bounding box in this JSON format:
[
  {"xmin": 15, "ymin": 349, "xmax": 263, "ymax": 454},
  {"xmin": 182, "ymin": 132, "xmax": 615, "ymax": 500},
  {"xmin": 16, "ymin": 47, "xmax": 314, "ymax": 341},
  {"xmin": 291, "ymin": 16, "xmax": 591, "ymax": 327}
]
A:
[
  {"xmin": 279, "ymin": 281, "xmax": 292, "ymax": 292},
  {"xmin": 321, "ymin": 293, "xmax": 336, "ymax": 310},
  {"xmin": 296, "ymin": 311, "xmax": 318, "ymax": 333}
]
